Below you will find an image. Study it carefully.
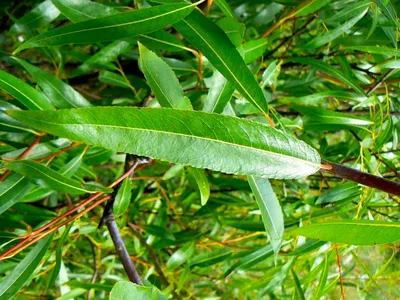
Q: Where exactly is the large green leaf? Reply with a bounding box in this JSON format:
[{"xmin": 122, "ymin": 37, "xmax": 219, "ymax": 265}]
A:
[
  {"xmin": 9, "ymin": 107, "xmax": 321, "ymax": 179},
  {"xmin": 248, "ymin": 176, "xmax": 284, "ymax": 255},
  {"xmin": 0, "ymin": 70, "xmax": 54, "ymax": 111},
  {"xmin": 6, "ymin": 160, "xmax": 97, "ymax": 195},
  {"xmin": 13, "ymin": 58, "xmax": 92, "ymax": 108},
  {"xmin": 292, "ymin": 220, "xmax": 400, "ymax": 245},
  {"xmin": 15, "ymin": 3, "xmax": 195, "ymax": 52},
  {"xmin": 174, "ymin": 10, "xmax": 269, "ymax": 115},
  {"xmin": 0, "ymin": 235, "xmax": 53, "ymax": 299}
]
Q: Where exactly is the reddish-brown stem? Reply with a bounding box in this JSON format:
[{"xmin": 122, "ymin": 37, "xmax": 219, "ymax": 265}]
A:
[{"xmin": 335, "ymin": 246, "xmax": 346, "ymax": 300}]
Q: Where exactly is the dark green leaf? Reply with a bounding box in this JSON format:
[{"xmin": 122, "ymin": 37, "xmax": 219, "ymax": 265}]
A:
[{"xmin": 113, "ymin": 177, "xmax": 132, "ymax": 217}]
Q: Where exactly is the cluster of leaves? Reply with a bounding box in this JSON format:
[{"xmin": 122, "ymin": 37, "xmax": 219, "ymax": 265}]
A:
[{"xmin": 0, "ymin": 0, "xmax": 399, "ymax": 298}]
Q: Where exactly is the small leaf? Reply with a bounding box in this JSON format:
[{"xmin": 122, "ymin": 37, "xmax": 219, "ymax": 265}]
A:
[
  {"xmin": 13, "ymin": 58, "xmax": 92, "ymax": 108},
  {"xmin": 373, "ymin": 0, "xmax": 398, "ymax": 27},
  {"xmin": 291, "ymin": 220, "xmax": 400, "ymax": 245},
  {"xmin": 139, "ymin": 30, "xmax": 187, "ymax": 53},
  {"xmin": 9, "ymin": 107, "xmax": 321, "ymax": 179},
  {"xmin": 293, "ymin": 0, "xmax": 332, "ymax": 17},
  {"xmin": 311, "ymin": 253, "xmax": 330, "ymax": 300},
  {"xmin": 138, "ymin": 43, "xmax": 192, "ymax": 110},
  {"xmin": 0, "ymin": 173, "xmax": 33, "ymax": 215},
  {"xmin": 203, "ymin": 70, "xmax": 234, "ymax": 113},
  {"xmin": 315, "ymin": 182, "xmax": 360, "ymax": 205},
  {"xmin": 110, "ymin": 281, "xmax": 167, "ymax": 300},
  {"xmin": 166, "ymin": 242, "xmax": 195, "ymax": 270},
  {"xmin": 190, "ymin": 248, "xmax": 232, "ymax": 268},
  {"xmin": 287, "ymin": 57, "xmax": 365, "ymax": 95},
  {"xmin": 0, "ymin": 234, "xmax": 53, "ymax": 299},
  {"xmin": 248, "ymin": 176, "xmax": 284, "ymax": 255},
  {"xmin": 214, "ymin": 0, "xmax": 235, "ymax": 18},
  {"xmin": 260, "ymin": 60, "xmax": 281, "ymax": 89},
  {"xmin": 113, "ymin": 177, "xmax": 132, "ymax": 217},
  {"xmin": 216, "ymin": 17, "xmax": 245, "ymax": 48},
  {"xmin": 0, "ymin": 70, "xmax": 54, "ymax": 111},
  {"xmin": 189, "ymin": 167, "xmax": 210, "ymax": 206},
  {"xmin": 6, "ymin": 160, "xmax": 96, "ymax": 195},
  {"xmin": 243, "ymin": 38, "xmax": 268, "ymax": 64},
  {"xmin": 346, "ymin": 45, "xmax": 400, "ymax": 57},
  {"xmin": 15, "ymin": 3, "xmax": 195, "ymax": 52},
  {"xmin": 175, "ymin": 10, "xmax": 269, "ymax": 115}
]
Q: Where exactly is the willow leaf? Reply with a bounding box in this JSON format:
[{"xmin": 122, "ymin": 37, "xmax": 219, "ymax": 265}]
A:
[
  {"xmin": 52, "ymin": 0, "xmax": 118, "ymax": 22},
  {"xmin": 292, "ymin": 220, "xmax": 400, "ymax": 245},
  {"xmin": 9, "ymin": 107, "xmax": 321, "ymax": 179},
  {"xmin": 0, "ymin": 70, "xmax": 54, "ymax": 111},
  {"xmin": 6, "ymin": 160, "xmax": 97, "ymax": 195},
  {"xmin": 0, "ymin": 173, "xmax": 33, "ymax": 215},
  {"xmin": 203, "ymin": 70, "xmax": 234, "ymax": 113},
  {"xmin": 174, "ymin": 10, "xmax": 269, "ymax": 115},
  {"xmin": 15, "ymin": 3, "xmax": 195, "ymax": 52}
]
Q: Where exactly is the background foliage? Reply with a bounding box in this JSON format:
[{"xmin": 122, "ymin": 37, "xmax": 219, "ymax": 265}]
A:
[{"xmin": 0, "ymin": 0, "xmax": 399, "ymax": 299}]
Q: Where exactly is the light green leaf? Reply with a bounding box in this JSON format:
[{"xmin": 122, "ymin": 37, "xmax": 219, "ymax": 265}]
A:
[
  {"xmin": 190, "ymin": 248, "xmax": 232, "ymax": 268},
  {"xmin": 203, "ymin": 70, "xmax": 234, "ymax": 113},
  {"xmin": 138, "ymin": 43, "xmax": 192, "ymax": 110},
  {"xmin": 260, "ymin": 60, "xmax": 281, "ymax": 89},
  {"xmin": 287, "ymin": 57, "xmax": 365, "ymax": 95},
  {"xmin": 166, "ymin": 242, "xmax": 195, "ymax": 270},
  {"xmin": 248, "ymin": 176, "xmax": 284, "ymax": 255},
  {"xmin": 52, "ymin": 0, "xmax": 118, "ymax": 22},
  {"xmin": 98, "ymin": 70, "xmax": 130, "ymax": 89},
  {"xmin": 292, "ymin": 220, "xmax": 400, "ymax": 245},
  {"xmin": 306, "ymin": 8, "xmax": 368, "ymax": 48},
  {"xmin": 190, "ymin": 167, "xmax": 210, "ymax": 206},
  {"xmin": 292, "ymin": 105, "xmax": 373, "ymax": 131},
  {"xmin": 216, "ymin": 17, "xmax": 245, "ymax": 48},
  {"xmin": 175, "ymin": 10, "xmax": 269, "ymax": 115},
  {"xmin": 113, "ymin": 177, "xmax": 132, "ymax": 217},
  {"xmin": 9, "ymin": 107, "xmax": 321, "ymax": 179},
  {"xmin": 293, "ymin": 0, "xmax": 332, "ymax": 17},
  {"xmin": 315, "ymin": 182, "xmax": 360, "ymax": 205},
  {"xmin": 15, "ymin": 3, "xmax": 195, "ymax": 52},
  {"xmin": 323, "ymin": 0, "xmax": 370, "ymax": 24},
  {"xmin": 346, "ymin": 45, "xmax": 400, "ymax": 57},
  {"xmin": 311, "ymin": 252, "xmax": 330, "ymax": 300},
  {"xmin": 0, "ymin": 173, "xmax": 33, "ymax": 215},
  {"xmin": 243, "ymin": 38, "xmax": 268, "ymax": 64},
  {"xmin": 6, "ymin": 160, "xmax": 97, "ymax": 195},
  {"xmin": 374, "ymin": 0, "xmax": 398, "ymax": 27},
  {"xmin": 110, "ymin": 281, "xmax": 167, "ymax": 300},
  {"xmin": 0, "ymin": 234, "xmax": 53, "ymax": 299},
  {"xmin": 13, "ymin": 58, "xmax": 92, "ymax": 108},
  {"xmin": 0, "ymin": 70, "xmax": 54, "ymax": 111},
  {"xmin": 0, "ymin": 112, "xmax": 39, "ymax": 134},
  {"xmin": 10, "ymin": 0, "xmax": 60, "ymax": 34}
]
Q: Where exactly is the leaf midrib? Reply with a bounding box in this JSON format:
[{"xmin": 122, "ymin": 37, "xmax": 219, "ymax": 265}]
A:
[
  {"xmin": 0, "ymin": 78, "xmax": 42, "ymax": 110},
  {"xmin": 22, "ymin": 117, "xmax": 321, "ymax": 169}
]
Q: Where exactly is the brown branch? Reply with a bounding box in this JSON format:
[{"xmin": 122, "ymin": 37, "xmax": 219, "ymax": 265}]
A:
[
  {"xmin": 366, "ymin": 69, "xmax": 398, "ymax": 96},
  {"xmin": 335, "ymin": 246, "xmax": 346, "ymax": 300}
]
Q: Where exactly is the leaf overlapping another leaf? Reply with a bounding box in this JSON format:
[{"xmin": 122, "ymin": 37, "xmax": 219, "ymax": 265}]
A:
[{"xmin": 9, "ymin": 107, "xmax": 321, "ymax": 179}]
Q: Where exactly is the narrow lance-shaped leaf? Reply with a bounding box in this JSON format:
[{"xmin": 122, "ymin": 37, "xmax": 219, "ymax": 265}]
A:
[
  {"xmin": 174, "ymin": 10, "xmax": 269, "ymax": 115},
  {"xmin": 203, "ymin": 70, "xmax": 235, "ymax": 114},
  {"xmin": 0, "ymin": 70, "xmax": 54, "ymax": 111},
  {"xmin": 248, "ymin": 176, "xmax": 284, "ymax": 255},
  {"xmin": 0, "ymin": 173, "xmax": 33, "ymax": 215},
  {"xmin": 15, "ymin": 3, "xmax": 196, "ymax": 52},
  {"xmin": 110, "ymin": 281, "xmax": 167, "ymax": 300},
  {"xmin": 138, "ymin": 43, "xmax": 191, "ymax": 110},
  {"xmin": 305, "ymin": 8, "xmax": 368, "ymax": 48},
  {"xmin": 13, "ymin": 58, "xmax": 92, "ymax": 108},
  {"xmin": 139, "ymin": 30, "xmax": 188, "ymax": 53},
  {"xmin": 6, "ymin": 160, "xmax": 98, "ymax": 195},
  {"xmin": 291, "ymin": 220, "xmax": 400, "ymax": 245},
  {"xmin": 113, "ymin": 177, "xmax": 132, "ymax": 217},
  {"xmin": 190, "ymin": 167, "xmax": 210, "ymax": 206},
  {"xmin": 0, "ymin": 234, "xmax": 53, "ymax": 299},
  {"xmin": 311, "ymin": 252, "xmax": 330, "ymax": 300},
  {"xmin": 287, "ymin": 57, "xmax": 365, "ymax": 95},
  {"xmin": 346, "ymin": 45, "xmax": 400, "ymax": 57},
  {"xmin": 9, "ymin": 107, "xmax": 321, "ymax": 179},
  {"xmin": 166, "ymin": 242, "xmax": 195, "ymax": 270},
  {"xmin": 214, "ymin": 0, "xmax": 235, "ymax": 18}
]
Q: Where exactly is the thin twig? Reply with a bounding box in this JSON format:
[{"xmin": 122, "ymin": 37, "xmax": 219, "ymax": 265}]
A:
[
  {"xmin": 335, "ymin": 246, "xmax": 346, "ymax": 300},
  {"xmin": 366, "ymin": 69, "xmax": 397, "ymax": 96}
]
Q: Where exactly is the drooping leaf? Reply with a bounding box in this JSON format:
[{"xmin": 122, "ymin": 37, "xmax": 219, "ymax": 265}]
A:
[
  {"xmin": 190, "ymin": 167, "xmax": 210, "ymax": 206},
  {"xmin": 52, "ymin": 0, "xmax": 118, "ymax": 22},
  {"xmin": 0, "ymin": 234, "xmax": 53, "ymax": 299},
  {"xmin": 311, "ymin": 252, "xmax": 330, "ymax": 300},
  {"xmin": 287, "ymin": 58, "xmax": 365, "ymax": 95},
  {"xmin": 346, "ymin": 45, "xmax": 400, "ymax": 57},
  {"xmin": 9, "ymin": 107, "xmax": 321, "ymax": 179},
  {"xmin": 174, "ymin": 10, "xmax": 269, "ymax": 115},
  {"xmin": 6, "ymin": 160, "xmax": 97, "ymax": 195},
  {"xmin": 13, "ymin": 58, "xmax": 92, "ymax": 108},
  {"xmin": 190, "ymin": 248, "xmax": 232, "ymax": 268},
  {"xmin": 0, "ymin": 70, "xmax": 54, "ymax": 111},
  {"xmin": 0, "ymin": 173, "xmax": 33, "ymax": 215},
  {"xmin": 110, "ymin": 281, "xmax": 167, "ymax": 300},
  {"xmin": 15, "ymin": 3, "xmax": 195, "ymax": 52},
  {"xmin": 214, "ymin": 0, "xmax": 235, "ymax": 18},
  {"xmin": 113, "ymin": 177, "xmax": 132, "ymax": 217},
  {"xmin": 292, "ymin": 220, "xmax": 400, "ymax": 245},
  {"xmin": 248, "ymin": 176, "xmax": 284, "ymax": 255},
  {"xmin": 138, "ymin": 43, "xmax": 191, "ymax": 110}
]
